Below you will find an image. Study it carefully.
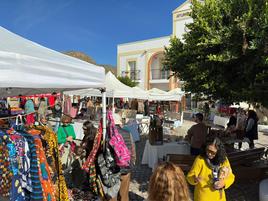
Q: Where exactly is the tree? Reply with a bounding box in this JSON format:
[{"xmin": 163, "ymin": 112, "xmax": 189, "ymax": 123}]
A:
[
  {"xmin": 164, "ymin": 0, "xmax": 268, "ymax": 106},
  {"xmin": 117, "ymin": 76, "xmax": 138, "ymax": 87}
]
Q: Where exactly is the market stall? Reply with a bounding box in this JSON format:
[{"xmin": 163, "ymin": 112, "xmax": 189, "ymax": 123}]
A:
[
  {"xmin": 141, "ymin": 139, "xmax": 190, "ymax": 169},
  {"xmin": 0, "ymin": 26, "xmax": 106, "ymax": 201},
  {"xmin": 64, "ymin": 71, "xmax": 148, "ymax": 99},
  {"xmin": 148, "ymin": 88, "xmax": 184, "ymax": 101}
]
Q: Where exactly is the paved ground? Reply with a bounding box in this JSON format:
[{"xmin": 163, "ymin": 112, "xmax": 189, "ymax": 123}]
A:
[{"xmin": 129, "ymin": 119, "xmax": 268, "ymax": 201}]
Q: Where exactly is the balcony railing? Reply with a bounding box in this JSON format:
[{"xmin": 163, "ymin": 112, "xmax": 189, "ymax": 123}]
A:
[
  {"xmin": 121, "ymin": 71, "xmax": 129, "ymax": 77},
  {"xmin": 121, "ymin": 70, "xmax": 141, "ymax": 80},
  {"xmin": 151, "ymin": 69, "xmax": 170, "ymax": 80},
  {"xmin": 130, "ymin": 70, "xmax": 141, "ymax": 80}
]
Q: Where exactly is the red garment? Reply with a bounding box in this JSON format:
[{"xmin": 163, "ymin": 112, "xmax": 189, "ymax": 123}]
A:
[
  {"xmin": 26, "ymin": 113, "xmax": 35, "ymax": 125},
  {"xmin": 49, "ymin": 96, "xmax": 56, "ymax": 108}
]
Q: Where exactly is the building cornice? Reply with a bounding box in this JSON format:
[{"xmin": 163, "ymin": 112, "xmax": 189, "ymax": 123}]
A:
[{"xmin": 118, "ymin": 35, "xmax": 171, "ymax": 47}]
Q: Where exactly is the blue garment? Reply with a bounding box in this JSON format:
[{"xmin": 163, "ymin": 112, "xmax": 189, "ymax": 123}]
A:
[
  {"xmin": 24, "ymin": 100, "xmax": 35, "ymax": 114},
  {"xmin": 0, "ymin": 131, "xmax": 25, "ymax": 201},
  {"xmin": 9, "ymin": 129, "xmax": 32, "ymax": 192},
  {"xmin": 19, "ymin": 132, "xmax": 44, "ymax": 201},
  {"xmin": 123, "ymin": 120, "xmax": 140, "ymax": 142}
]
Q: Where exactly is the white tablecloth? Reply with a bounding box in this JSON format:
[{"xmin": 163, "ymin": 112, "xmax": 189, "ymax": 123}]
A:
[
  {"xmin": 141, "ymin": 140, "xmax": 190, "ymax": 169},
  {"xmin": 213, "ymin": 115, "xmax": 229, "ymax": 128}
]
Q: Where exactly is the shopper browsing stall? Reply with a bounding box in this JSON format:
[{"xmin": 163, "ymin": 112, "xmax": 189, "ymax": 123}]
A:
[{"xmin": 57, "ymin": 115, "xmax": 76, "ymax": 166}]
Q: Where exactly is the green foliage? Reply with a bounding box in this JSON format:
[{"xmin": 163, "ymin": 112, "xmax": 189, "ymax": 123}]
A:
[
  {"xmin": 164, "ymin": 0, "xmax": 268, "ymax": 106},
  {"xmin": 117, "ymin": 76, "xmax": 138, "ymax": 87}
]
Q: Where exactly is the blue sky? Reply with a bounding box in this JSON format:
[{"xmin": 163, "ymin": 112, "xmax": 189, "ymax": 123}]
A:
[{"xmin": 0, "ymin": 0, "xmax": 185, "ymax": 66}]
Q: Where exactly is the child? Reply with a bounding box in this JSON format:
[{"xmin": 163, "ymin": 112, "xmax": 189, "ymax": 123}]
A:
[{"xmin": 71, "ymin": 146, "xmax": 88, "ymax": 190}]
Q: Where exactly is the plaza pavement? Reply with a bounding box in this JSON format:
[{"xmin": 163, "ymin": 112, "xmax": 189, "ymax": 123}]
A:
[{"xmin": 129, "ymin": 119, "xmax": 268, "ymax": 201}]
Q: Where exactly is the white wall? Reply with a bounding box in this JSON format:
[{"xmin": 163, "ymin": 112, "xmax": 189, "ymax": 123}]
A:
[
  {"xmin": 117, "ymin": 0, "xmax": 194, "ymax": 91},
  {"xmin": 175, "ymin": 18, "xmax": 193, "ymax": 39},
  {"xmin": 118, "ymin": 36, "xmax": 171, "ymax": 89},
  {"xmin": 150, "ymin": 83, "xmax": 169, "ymax": 91},
  {"xmin": 119, "ymin": 53, "xmax": 146, "ymax": 89},
  {"xmin": 118, "ymin": 36, "xmax": 170, "ymax": 53}
]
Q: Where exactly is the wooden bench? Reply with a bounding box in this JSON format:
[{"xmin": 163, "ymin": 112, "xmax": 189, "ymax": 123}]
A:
[
  {"xmin": 166, "ymin": 154, "xmax": 195, "ymax": 172},
  {"xmin": 227, "ymin": 147, "xmax": 267, "ymax": 180},
  {"xmin": 227, "ymin": 147, "xmax": 265, "ymax": 166},
  {"xmin": 166, "ymin": 147, "xmax": 267, "ymax": 180}
]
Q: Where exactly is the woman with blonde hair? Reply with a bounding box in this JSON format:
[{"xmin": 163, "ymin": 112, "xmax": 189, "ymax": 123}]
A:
[{"xmin": 148, "ymin": 162, "xmax": 191, "ymax": 201}]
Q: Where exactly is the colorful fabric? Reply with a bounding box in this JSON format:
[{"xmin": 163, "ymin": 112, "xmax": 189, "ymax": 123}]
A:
[
  {"xmin": 26, "ymin": 113, "xmax": 35, "ymax": 125},
  {"xmin": 0, "ymin": 132, "xmax": 13, "ymax": 197},
  {"xmin": 82, "ymin": 122, "xmax": 102, "ymax": 172},
  {"xmin": 28, "ymin": 129, "xmax": 56, "ymax": 201},
  {"xmin": 107, "ymin": 111, "xmax": 131, "ymax": 167},
  {"xmin": 82, "ymin": 122, "xmax": 103, "ymax": 194},
  {"xmin": 6, "ymin": 138, "xmax": 25, "ymax": 201},
  {"xmin": 20, "ymin": 131, "xmax": 44, "ymax": 201},
  {"xmin": 8, "ymin": 129, "xmax": 32, "ymax": 192},
  {"xmin": 38, "ymin": 100, "xmax": 48, "ymax": 120},
  {"xmin": 24, "ymin": 99, "xmax": 35, "ymax": 114},
  {"xmin": 36, "ymin": 125, "xmax": 69, "ymax": 201}
]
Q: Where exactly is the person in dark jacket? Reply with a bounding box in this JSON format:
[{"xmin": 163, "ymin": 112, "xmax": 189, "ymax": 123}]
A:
[
  {"xmin": 81, "ymin": 121, "xmax": 97, "ymax": 158},
  {"xmin": 185, "ymin": 113, "xmax": 208, "ymax": 156},
  {"xmin": 144, "ymin": 100, "xmax": 149, "ymax": 116},
  {"xmin": 245, "ymin": 110, "xmax": 258, "ymax": 149}
]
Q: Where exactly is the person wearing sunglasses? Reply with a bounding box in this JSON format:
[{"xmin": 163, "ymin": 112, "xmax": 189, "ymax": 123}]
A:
[
  {"xmin": 187, "ymin": 137, "xmax": 235, "ymax": 201},
  {"xmin": 81, "ymin": 121, "xmax": 97, "ymax": 158}
]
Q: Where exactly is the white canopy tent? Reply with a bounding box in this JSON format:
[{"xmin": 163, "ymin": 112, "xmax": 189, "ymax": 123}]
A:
[
  {"xmin": 132, "ymin": 86, "xmax": 149, "ymax": 99},
  {"xmin": 64, "ymin": 72, "xmax": 149, "ymax": 99},
  {"xmin": 0, "ymin": 26, "xmax": 107, "ymax": 139},
  {"xmin": 64, "ymin": 78, "xmax": 185, "ymax": 102},
  {"xmin": 148, "ymin": 88, "xmax": 184, "ymax": 101},
  {"xmin": 0, "ymin": 26, "xmax": 105, "ymax": 97}
]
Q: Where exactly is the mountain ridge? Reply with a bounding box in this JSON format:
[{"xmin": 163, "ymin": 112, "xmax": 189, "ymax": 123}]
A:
[{"xmin": 64, "ymin": 51, "xmax": 117, "ymax": 75}]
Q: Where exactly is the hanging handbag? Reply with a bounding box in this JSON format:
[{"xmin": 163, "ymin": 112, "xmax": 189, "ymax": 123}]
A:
[
  {"xmin": 107, "ymin": 110, "xmax": 131, "ymax": 167},
  {"xmin": 97, "ymin": 142, "xmax": 121, "ymax": 188}
]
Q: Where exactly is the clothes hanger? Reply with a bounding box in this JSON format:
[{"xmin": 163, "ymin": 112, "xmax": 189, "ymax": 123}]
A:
[{"xmin": 15, "ymin": 114, "xmax": 24, "ymax": 131}]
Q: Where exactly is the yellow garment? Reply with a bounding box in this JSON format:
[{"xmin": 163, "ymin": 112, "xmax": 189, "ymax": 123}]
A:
[
  {"xmin": 187, "ymin": 156, "xmax": 235, "ymax": 201},
  {"xmin": 36, "ymin": 125, "xmax": 69, "ymax": 201}
]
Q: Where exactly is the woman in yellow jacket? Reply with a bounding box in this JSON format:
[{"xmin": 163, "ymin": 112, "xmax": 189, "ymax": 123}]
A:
[{"xmin": 187, "ymin": 137, "xmax": 235, "ymax": 201}]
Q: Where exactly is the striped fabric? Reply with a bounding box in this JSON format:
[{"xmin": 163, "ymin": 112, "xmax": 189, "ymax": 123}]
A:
[
  {"xmin": 20, "ymin": 132, "xmax": 44, "ymax": 201},
  {"xmin": 29, "ymin": 129, "xmax": 56, "ymax": 201}
]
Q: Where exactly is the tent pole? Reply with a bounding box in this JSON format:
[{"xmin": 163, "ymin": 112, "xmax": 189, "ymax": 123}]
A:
[
  {"xmin": 112, "ymin": 96, "xmax": 115, "ymax": 113},
  {"xmin": 101, "ymin": 88, "xmax": 106, "ymax": 145}
]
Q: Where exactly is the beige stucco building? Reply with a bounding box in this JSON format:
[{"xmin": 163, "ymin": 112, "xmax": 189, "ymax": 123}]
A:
[{"xmin": 117, "ymin": 0, "xmax": 193, "ymax": 92}]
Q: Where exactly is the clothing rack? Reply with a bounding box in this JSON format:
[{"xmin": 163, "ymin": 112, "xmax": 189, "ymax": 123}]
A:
[{"xmin": 0, "ymin": 122, "xmax": 70, "ymax": 201}]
